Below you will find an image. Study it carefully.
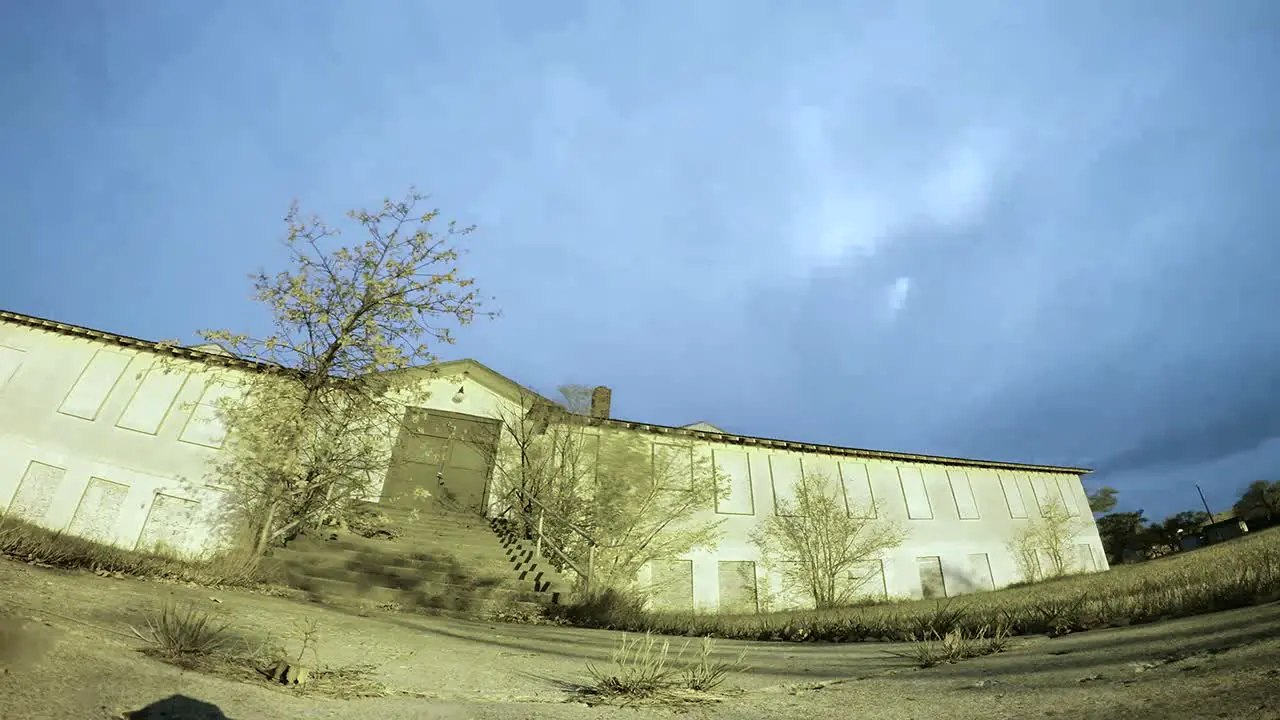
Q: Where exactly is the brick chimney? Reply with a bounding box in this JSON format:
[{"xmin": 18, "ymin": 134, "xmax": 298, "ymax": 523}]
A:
[{"xmin": 590, "ymin": 386, "xmax": 612, "ymax": 419}]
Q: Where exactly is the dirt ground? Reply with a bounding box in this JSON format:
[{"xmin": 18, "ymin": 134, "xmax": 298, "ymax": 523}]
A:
[{"xmin": 1, "ymin": 558, "xmax": 1278, "ymax": 720}]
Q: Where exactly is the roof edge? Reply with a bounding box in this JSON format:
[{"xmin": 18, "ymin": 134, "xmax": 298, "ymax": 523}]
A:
[
  {"xmin": 1, "ymin": 307, "xmax": 1090, "ymax": 474},
  {"xmin": 565, "ymin": 413, "xmax": 1092, "ymax": 475}
]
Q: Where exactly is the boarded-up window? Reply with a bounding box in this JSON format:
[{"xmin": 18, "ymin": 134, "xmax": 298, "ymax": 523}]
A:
[
  {"xmin": 713, "ymin": 450, "xmax": 754, "ymax": 515},
  {"xmin": 769, "ymin": 455, "xmax": 803, "ymax": 515},
  {"xmin": 840, "ymin": 462, "xmax": 876, "ymax": 518},
  {"xmin": 1000, "ymin": 474, "xmax": 1028, "ymax": 518},
  {"xmin": 653, "ymin": 442, "xmax": 693, "ymax": 490},
  {"xmin": 948, "ymin": 470, "xmax": 980, "ymax": 520},
  {"xmin": 178, "ymin": 379, "xmax": 239, "ymax": 449},
  {"xmin": 59, "ymin": 349, "xmax": 131, "ymax": 420},
  {"xmin": 650, "ymin": 559, "xmax": 694, "ymax": 612},
  {"xmin": 848, "ymin": 559, "xmax": 887, "ymax": 600},
  {"xmin": 0, "ymin": 345, "xmax": 26, "ymax": 392},
  {"xmin": 7, "ymin": 461, "xmax": 66, "ymax": 522},
  {"xmin": 1057, "ymin": 476, "xmax": 1081, "ymax": 516},
  {"xmin": 967, "ymin": 553, "xmax": 996, "ymax": 591},
  {"xmin": 917, "ymin": 556, "xmax": 947, "ymax": 599},
  {"xmin": 1074, "ymin": 543, "xmax": 1096, "ymax": 572},
  {"xmin": 67, "ymin": 477, "xmax": 130, "ymax": 543},
  {"xmin": 1030, "ymin": 475, "xmax": 1057, "ymax": 516},
  {"xmin": 117, "ymin": 363, "xmax": 189, "ymax": 435},
  {"xmin": 898, "ymin": 467, "xmax": 933, "ymax": 519},
  {"xmin": 136, "ymin": 493, "xmax": 200, "ymax": 555},
  {"xmin": 717, "ymin": 561, "xmax": 758, "ymax": 613}
]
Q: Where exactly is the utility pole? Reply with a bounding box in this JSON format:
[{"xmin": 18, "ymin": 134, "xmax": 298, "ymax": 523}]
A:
[{"xmin": 1195, "ymin": 484, "xmax": 1214, "ymax": 518}]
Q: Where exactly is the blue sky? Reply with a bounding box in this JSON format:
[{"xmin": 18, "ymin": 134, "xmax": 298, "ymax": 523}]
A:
[{"xmin": 2, "ymin": 1, "xmax": 1278, "ymax": 521}]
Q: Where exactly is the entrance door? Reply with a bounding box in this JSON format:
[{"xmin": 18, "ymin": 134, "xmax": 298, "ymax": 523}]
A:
[{"xmin": 381, "ymin": 408, "xmax": 500, "ymax": 514}]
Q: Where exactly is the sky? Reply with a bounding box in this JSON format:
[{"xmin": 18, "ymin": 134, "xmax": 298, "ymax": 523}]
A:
[{"xmin": 2, "ymin": 1, "xmax": 1278, "ymax": 521}]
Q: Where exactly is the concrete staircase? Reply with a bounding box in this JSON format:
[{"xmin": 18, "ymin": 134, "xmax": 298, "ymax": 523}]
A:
[{"xmin": 267, "ymin": 502, "xmax": 575, "ymax": 620}]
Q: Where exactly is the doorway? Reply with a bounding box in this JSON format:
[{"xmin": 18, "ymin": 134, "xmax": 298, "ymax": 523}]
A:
[{"xmin": 380, "ymin": 407, "xmax": 500, "ymax": 515}]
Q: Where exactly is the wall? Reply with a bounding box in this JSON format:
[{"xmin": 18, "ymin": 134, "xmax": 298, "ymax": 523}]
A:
[
  {"xmin": 570, "ymin": 428, "xmax": 1109, "ymax": 612},
  {"xmin": 0, "ymin": 320, "xmax": 250, "ymax": 557}
]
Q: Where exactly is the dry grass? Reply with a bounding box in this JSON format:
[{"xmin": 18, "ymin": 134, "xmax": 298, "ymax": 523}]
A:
[
  {"xmin": 0, "ymin": 513, "xmax": 273, "ymax": 589},
  {"xmin": 891, "ymin": 623, "xmax": 1013, "ymax": 668},
  {"xmin": 129, "ymin": 602, "xmax": 388, "ymax": 699},
  {"xmin": 130, "ymin": 602, "xmax": 235, "ymax": 666},
  {"xmin": 582, "ymin": 631, "xmax": 748, "ymax": 705},
  {"xmin": 561, "ymin": 527, "xmax": 1280, "ymax": 644}
]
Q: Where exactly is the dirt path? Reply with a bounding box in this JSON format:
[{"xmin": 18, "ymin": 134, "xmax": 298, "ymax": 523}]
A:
[{"xmin": 2, "ymin": 559, "xmax": 1278, "ymax": 719}]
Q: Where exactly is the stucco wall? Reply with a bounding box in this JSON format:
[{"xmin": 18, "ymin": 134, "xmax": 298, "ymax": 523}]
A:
[
  {"xmin": 575, "ymin": 428, "xmax": 1108, "ymax": 612},
  {"xmin": 0, "ymin": 315, "xmax": 1108, "ymax": 612},
  {"xmin": 0, "ymin": 321, "xmax": 247, "ymax": 557}
]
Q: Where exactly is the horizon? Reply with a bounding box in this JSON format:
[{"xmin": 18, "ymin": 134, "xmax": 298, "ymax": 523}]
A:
[{"xmin": 3, "ymin": 2, "xmax": 1278, "ymax": 523}]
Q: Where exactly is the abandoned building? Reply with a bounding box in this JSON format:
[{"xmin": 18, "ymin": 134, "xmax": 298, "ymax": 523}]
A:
[{"xmin": 0, "ymin": 308, "xmax": 1108, "ymax": 613}]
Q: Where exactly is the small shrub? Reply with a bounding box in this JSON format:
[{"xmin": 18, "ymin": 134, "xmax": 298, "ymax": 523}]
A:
[
  {"xmin": 131, "ymin": 603, "xmax": 233, "ymax": 667},
  {"xmin": 584, "ymin": 632, "xmax": 748, "ymax": 703},
  {"xmin": 892, "ymin": 623, "xmax": 1012, "ymax": 668},
  {"xmin": 585, "ymin": 632, "xmax": 679, "ymax": 699},
  {"xmin": 550, "ymin": 587, "xmax": 649, "ymax": 629},
  {"xmin": 675, "ymin": 636, "xmax": 747, "ymax": 692}
]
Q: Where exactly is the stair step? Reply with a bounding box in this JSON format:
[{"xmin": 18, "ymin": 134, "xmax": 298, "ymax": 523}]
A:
[
  {"xmin": 292, "ymin": 531, "xmax": 513, "ymax": 556},
  {"xmin": 293, "ymin": 571, "xmax": 547, "ymax": 617},
  {"xmin": 273, "ymin": 543, "xmax": 513, "ymax": 574},
  {"xmin": 291, "ymin": 574, "xmax": 549, "ymax": 614},
  {"xmin": 280, "ymin": 562, "xmax": 526, "ymax": 595}
]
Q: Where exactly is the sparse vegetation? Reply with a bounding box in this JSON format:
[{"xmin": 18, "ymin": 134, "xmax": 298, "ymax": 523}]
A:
[
  {"xmin": 892, "ymin": 622, "xmax": 1013, "ymax": 668},
  {"xmin": 749, "ymin": 470, "xmax": 905, "ymax": 609},
  {"xmin": 555, "ymin": 527, "xmax": 1280, "ymax": 644},
  {"xmin": 130, "ymin": 602, "xmax": 235, "ymax": 666},
  {"xmin": 130, "ymin": 602, "xmax": 387, "ymax": 698},
  {"xmin": 1007, "ymin": 503, "xmax": 1081, "ymax": 582},
  {"xmin": 0, "ymin": 513, "xmax": 273, "ymax": 588},
  {"xmin": 581, "ymin": 631, "xmax": 747, "ymax": 705}
]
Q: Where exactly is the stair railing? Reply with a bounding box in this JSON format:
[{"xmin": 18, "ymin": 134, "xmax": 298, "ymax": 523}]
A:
[{"xmin": 496, "ymin": 486, "xmax": 599, "ymax": 595}]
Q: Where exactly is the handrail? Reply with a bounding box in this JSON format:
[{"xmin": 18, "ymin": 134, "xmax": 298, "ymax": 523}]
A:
[
  {"xmin": 506, "ymin": 486, "xmax": 598, "ymax": 547},
  {"xmin": 497, "ymin": 486, "xmax": 599, "ymax": 594},
  {"xmin": 502, "ymin": 503, "xmax": 588, "ymax": 580}
]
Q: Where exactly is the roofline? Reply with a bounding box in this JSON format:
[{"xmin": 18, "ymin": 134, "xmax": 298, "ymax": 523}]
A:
[
  {"xmin": 1, "ymin": 308, "xmax": 292, "ymax": 375},
  {"xmin": 561, "ymin": 413, "xmax": 1092, "ymax": 475},
  {"xmin": 2, "ymin": 307, "xmax": 1091, "ymax": 474}
]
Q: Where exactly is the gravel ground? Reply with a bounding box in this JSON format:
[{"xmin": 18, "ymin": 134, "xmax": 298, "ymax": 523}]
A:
[{"xmin": 1, "ymin": 558, "xmax": 1277, "ymax": 720}]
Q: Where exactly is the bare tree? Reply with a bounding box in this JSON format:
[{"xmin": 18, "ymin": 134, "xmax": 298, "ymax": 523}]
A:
[
  {"xmin": 1007, "ymin": 504, "xmax": 1080, "ymax": 581},
  {"xmin": 183, "ymin": 189, "xmax": 493, "ymax": 553},
  {"xmin": 749, "ymin": 470, "xmax": 906, "ymax": 609}
]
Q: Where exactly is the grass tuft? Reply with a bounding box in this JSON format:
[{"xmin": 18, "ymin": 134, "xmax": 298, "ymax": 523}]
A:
[
  {"xmin": 131, "ymin": 603, "xmax": 234, "ymax": 667},
  {"xmin": 582, "ymin": 631, "xmax": 749, "ymax": 704}
]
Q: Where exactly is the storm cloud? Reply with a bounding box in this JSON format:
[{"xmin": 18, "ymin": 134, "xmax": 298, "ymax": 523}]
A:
[{"xmin": 1, "ymin": 1, "xmax": 1277, "ymax": 519}]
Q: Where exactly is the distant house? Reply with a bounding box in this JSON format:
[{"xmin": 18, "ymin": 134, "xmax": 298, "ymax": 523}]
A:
[
  {"xmin": 1201, "ymin": 516, "xmax": 1249, "ymax": 545},
  {"xmin": 0, "ymin": 308, "xmax": 1111, "ymax": 612}
]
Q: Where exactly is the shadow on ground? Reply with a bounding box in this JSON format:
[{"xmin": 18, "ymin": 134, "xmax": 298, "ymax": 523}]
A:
[{"xmin": 121, "ymin": 694, "xmax": 232, "ymax": 719}]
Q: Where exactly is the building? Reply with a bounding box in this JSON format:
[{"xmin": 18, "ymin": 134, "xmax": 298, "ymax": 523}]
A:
[{"xmin": 0, "ymin": 308, "xmax": 1108, "ymax": 612}]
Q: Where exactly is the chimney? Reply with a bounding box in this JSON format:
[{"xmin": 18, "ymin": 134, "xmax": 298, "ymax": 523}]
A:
[{"xmin": 590, "ymin": 386, "xmax": 612, "ymax": 419}]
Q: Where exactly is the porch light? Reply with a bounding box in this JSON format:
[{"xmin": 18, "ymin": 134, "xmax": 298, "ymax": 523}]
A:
[{"xmin": 451, "ymin": 385, "xmax": 465, "ymax": 404}]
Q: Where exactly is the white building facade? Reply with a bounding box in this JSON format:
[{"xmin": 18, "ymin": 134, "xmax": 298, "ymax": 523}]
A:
[{"xmin": 0, "ymin": 309, "xmax": 1107, "ymax": 611}]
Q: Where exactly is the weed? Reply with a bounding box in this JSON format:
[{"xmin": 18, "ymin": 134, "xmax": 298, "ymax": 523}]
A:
[
  {"xmin": 675, "ymin": 636, "xmax": 748, "ymax": 692},
  {"xmin": 585, "ymin": 632, "xmax": 678, "ymax": 699},
  {"xmin": 131, "ymin": 603, "xmax": 234, "ymax": 667},
  {"xmin": 892, "ymin": 623, "xmax": 1013, "ymax": 668},
  {"xmin": 582, "ymin": 631, "xmax": 749, "ymax": 704}
]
